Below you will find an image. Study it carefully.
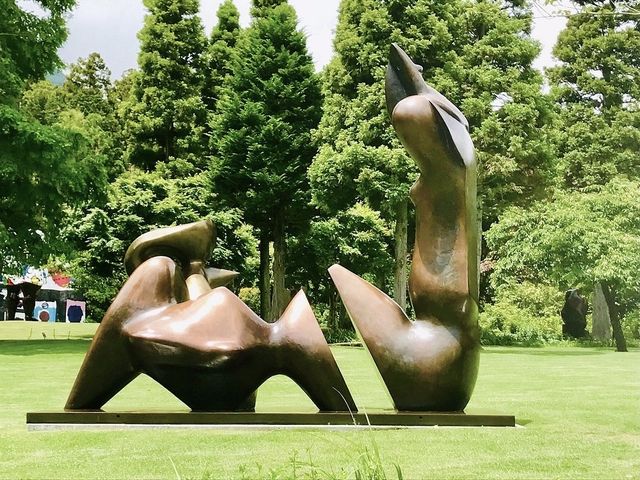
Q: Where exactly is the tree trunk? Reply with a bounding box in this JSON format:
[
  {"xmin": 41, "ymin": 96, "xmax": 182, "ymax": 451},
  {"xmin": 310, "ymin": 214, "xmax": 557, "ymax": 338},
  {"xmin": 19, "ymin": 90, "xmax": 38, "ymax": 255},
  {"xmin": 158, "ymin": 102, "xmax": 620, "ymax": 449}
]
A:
[
  {"xmin": 592, "ymin": 282, "xmax": 612, "ymax": 342},
  {"xmin": 164, "ymin": 122, "xmax": 171, "ymax": 163},
  {"xmin": 270, "ymin": 212, "xmax": 288, "ymax": 321},
  {"xmin": 393, "ymin": 199, "xmax": 408, "ymax": 311},
  {"xmin": 259, "ymin": 232, "xmax": 271, "ymax": 321},
  {"xmin": 600, "ymin": 281, "xmax": 628, "ymax": 352},
  {"xmin": 328, "ymin": 286, "xmax": 338, "ymax": 333}
]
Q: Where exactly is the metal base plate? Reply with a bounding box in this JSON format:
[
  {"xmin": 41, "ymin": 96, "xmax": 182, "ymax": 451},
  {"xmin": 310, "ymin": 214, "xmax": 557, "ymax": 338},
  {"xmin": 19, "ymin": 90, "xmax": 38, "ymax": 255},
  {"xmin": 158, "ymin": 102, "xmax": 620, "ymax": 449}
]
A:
[{"xmin": 27, "ymin": 411, "xmax": 516, "ymax": 429}]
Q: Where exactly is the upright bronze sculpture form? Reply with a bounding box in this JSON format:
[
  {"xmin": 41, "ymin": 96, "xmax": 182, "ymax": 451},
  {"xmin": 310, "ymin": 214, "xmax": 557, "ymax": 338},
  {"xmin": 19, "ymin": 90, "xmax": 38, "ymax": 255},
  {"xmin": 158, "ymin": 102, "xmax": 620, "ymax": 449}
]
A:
[
  {"xmin": 66, "ymin": 220, "xmax": 356, "ymax": 413},
  {"xmin": 329, "ymin": 44, "xmax": 480, "ymax": 411}
]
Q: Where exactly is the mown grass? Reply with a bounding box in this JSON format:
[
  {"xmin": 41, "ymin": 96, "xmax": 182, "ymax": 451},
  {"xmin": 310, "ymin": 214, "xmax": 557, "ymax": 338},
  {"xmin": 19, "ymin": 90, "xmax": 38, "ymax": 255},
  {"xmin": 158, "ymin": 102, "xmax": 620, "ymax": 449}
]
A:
[{"xmin": 0, "ymin": 321, "xmax": 638, "ymax": 479}]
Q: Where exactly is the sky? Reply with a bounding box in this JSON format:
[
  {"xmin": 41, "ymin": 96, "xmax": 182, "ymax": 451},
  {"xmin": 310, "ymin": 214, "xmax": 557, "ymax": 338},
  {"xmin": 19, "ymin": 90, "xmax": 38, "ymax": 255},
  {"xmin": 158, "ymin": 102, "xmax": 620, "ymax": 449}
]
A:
[{"xmin": 52, "ymin": 0, "xmax": 570, "ymax": 80}]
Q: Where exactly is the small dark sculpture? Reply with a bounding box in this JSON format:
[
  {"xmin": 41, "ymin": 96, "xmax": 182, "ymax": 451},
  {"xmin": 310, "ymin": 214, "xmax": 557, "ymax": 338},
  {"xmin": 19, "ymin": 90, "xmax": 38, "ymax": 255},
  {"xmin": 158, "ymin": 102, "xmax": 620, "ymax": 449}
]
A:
[
  {"xmin": 3, "ymin": 282, "xmax": 41, "ymax": 320},
  {"xmin": 561, "ymin": 289, "xmax": 588, "ymax": 338},
  {"xmin": 66, "ymin": 220, "xmax": 356, "ymax": 413},
  {"xmin": 329, "ymin": 44, "xmax": 480, "ymax": 411}
]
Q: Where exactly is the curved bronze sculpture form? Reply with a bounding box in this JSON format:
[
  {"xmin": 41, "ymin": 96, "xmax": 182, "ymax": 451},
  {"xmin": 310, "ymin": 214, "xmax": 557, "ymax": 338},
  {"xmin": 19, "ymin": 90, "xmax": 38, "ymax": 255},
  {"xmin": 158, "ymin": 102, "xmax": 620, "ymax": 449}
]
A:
[
  {"xmin": 66, "ymin": 220, "xmax": 356, "ymax": 413},
  {"xmin": 329, "ymin": 44, "xmax": 480, "ymax": 412}
]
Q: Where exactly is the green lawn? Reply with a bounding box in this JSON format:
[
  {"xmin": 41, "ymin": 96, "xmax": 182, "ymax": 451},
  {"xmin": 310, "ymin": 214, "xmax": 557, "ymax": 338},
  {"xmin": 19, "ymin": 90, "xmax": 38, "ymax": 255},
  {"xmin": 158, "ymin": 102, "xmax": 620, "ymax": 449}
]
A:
[{"xmin": 0, "ymin": 321, "xmax": 638, "ymax": 479}]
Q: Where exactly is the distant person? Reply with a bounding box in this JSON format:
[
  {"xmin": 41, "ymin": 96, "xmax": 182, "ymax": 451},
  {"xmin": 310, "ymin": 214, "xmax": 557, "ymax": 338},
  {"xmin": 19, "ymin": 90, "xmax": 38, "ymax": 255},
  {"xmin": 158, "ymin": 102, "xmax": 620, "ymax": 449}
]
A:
[
  {"xmin": 20, "ymin": 282, "xmax": 41, "ymax": 321},
  {"xmin": 5, "ymin": 284, "xmax": 20, "ymax": 320},
  {"xmin": 0, "ymin": 293, "xmax": 5, "ymax": 320}
]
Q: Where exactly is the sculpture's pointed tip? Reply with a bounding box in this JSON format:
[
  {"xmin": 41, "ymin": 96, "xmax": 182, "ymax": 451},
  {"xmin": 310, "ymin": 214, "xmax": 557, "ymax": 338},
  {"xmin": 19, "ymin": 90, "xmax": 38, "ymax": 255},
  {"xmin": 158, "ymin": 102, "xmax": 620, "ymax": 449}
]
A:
[
  {"xmin": 328, "ymin": 263, "xmax": 349, "ymax": 281},
  {"xmin": 205, "ymin": 267, "xmax": 240, "ymax": 289},
  {"xmin": 385, "ymin": 43, "xmax": 427, "ymax": 117},
  {"xmin": 329, "ymin": 264, "xmax": 410, "ymax": 333}
]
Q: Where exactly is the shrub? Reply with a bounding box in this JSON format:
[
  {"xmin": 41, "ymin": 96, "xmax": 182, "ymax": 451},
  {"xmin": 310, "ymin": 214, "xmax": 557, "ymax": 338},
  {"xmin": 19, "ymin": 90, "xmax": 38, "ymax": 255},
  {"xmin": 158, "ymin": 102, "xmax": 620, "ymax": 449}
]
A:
[
  {"xmin": 622, "ymin": 309, "xmax": 640, "ymax": 340},
  {"xmin": 238, "ymin": 287, "xmax": 260, "ymax": 314},
  {"xmin": 480, "ymin": 282, "xmax": 565, "ymax": 346}
]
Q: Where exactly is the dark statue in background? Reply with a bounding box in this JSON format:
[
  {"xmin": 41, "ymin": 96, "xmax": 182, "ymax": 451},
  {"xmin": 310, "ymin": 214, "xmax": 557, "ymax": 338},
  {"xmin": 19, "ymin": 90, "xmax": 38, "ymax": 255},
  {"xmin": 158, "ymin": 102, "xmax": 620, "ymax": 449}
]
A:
[
  {"xmin": 4, "ymin": 282, "xmax": 41, "ymax": 321},
  {"xmin": 561, "ymin": 289, "xmax": 588, "ymax": 338},
  {"xmin": 329, "ymin": 44, "xmax": 480, "ymax": 412},
  {"xmin": 66, "ymin": 220, "xmax": 356, "ymax": 413}
]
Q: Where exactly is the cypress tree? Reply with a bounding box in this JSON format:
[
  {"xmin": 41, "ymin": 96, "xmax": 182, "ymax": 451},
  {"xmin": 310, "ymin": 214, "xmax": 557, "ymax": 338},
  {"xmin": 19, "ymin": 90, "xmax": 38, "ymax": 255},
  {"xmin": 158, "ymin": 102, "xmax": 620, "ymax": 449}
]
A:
[
  {"xmin": 211, "ymin": 0, "xmax": 322, "ymax": 320},
  {"xmin": 202, "ymin": 0, "xmax": 241, "ymax": 111},
  {"xmin": 127, "ymin": 0, "xmax": 208, "ymax": 172},
  {"xmin": 547, "ymin": 0, "xmax": 640, "ymax": 190}
]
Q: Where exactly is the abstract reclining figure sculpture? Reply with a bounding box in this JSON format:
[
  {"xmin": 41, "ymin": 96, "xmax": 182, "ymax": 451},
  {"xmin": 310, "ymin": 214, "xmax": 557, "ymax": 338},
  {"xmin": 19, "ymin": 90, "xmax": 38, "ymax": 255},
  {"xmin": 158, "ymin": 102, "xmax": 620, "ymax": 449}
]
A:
[
  {"xmin": 65, "ymin": 44, "xmax": 480, "ymax": 416},
  {"xmin": 65, "ymin": 220, "xmax": 356, "ymax": 413},
  {"xmin": 329, "ymin": 44, "xmax": 480, "ymax": 411}
]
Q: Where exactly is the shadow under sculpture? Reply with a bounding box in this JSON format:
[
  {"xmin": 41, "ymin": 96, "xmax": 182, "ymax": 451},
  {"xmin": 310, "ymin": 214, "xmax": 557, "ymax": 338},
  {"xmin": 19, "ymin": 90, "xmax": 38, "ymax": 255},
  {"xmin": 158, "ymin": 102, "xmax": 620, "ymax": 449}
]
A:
[
  {"xmin": 329, "ymin": 44, "xmax": 480, "ymax": 412},
  {"xmin": 65, "ymin": 220, "xmax": 356, "ymax": 413}
]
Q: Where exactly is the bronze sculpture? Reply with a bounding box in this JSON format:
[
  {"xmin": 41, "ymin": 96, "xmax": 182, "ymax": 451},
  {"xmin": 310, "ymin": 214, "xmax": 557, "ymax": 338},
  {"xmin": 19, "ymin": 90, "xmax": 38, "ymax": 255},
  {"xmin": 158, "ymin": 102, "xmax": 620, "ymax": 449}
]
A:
[
  {"xmin": 66, "ymin": 220, "xmax": 356, "ymax": 413},
  {"xmin": 329, "ymin": 44, "xmax": 480, "ymax": 412}
]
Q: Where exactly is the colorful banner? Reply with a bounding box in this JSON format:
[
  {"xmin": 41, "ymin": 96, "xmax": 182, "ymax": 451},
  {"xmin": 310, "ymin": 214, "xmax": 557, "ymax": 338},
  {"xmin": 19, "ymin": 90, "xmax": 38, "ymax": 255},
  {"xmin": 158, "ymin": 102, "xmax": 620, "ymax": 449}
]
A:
[
  {"xmin": 34, "ymin": 301, "xmax": 57, "ymax": 323},
  {"xmin": 66, "ymin": 300, "xmax": 86, "ymax": 323}
]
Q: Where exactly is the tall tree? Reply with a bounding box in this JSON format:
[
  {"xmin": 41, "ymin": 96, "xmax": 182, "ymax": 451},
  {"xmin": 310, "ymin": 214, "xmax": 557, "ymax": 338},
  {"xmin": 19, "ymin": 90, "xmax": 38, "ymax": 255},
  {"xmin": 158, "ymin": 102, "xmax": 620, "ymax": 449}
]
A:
[
  {"xmin": 202, "ymin": 0, "xmax": 241, "ymax": 111},
  {"xmin": 62, "ymin": 53, "xmax": 112, "ymax": 116},
  {"xmin": 211, "ymin": 0, "xmax": 322, "ymax": 320},
  {"xmin": 0, "ymin": 0, "xmax": 76, "ymax": 103},
  {"xmin": 0, "ymin": 1, "xmax": 106, "ymax": 272},
  {"xmin": 311, "ymin": 0, "xmax": 553, "ymax": 310},
  {"xmin": 547, "ymin": 0, "xmax": 640, "ymax": 190},
  {"xmin": 127, "ymin": 0, "xmax": 208, "ymax": 172}
]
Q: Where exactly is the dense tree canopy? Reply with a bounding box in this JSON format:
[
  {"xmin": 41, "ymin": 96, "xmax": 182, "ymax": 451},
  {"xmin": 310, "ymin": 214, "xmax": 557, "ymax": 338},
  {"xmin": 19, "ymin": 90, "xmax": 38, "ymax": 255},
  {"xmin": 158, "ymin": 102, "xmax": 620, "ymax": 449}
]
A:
[
  {"xmin": 2, "ymin": 0, "xmax": 638, "ymax": 349},
  {"xmin": 547, "ymin": 2, "xmax": 640, "ymax": 191},
  {"xmin": 211, "ymin": 0, "xmax": 322, "ymax": 319},
  {"xmin": 311, "ymin": 0, "xmax": 554, "ymax": 311},
  {"xmin": 202, "ymin": 0, "xmax": 241, "ymax": 111},
  {"xmin": 126, "ymin": 0, "xmax": 208, "ymax": 171},
  {"xmin": 0, "ymin": 1, "xmax": 106, "ymax": 272},
  {"xmin": 0, "ymin": 0, "xmax": 75, "ymax": 102}
]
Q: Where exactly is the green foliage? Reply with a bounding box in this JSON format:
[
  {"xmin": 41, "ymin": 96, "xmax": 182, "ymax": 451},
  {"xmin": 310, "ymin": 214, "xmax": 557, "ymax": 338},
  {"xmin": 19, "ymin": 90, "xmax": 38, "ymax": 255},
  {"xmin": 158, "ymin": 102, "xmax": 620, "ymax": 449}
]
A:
[
  {"xmin": 0, "ymin": 0, "xmax": 75, "ymax": 102},
  {"xmin": 304, "ymin": 203, "xmax": 393, "ymax": 281},
  {"xmin": 210, "ymin": 1, "xmax": 322, "ymax": 318},
  {"xmin": 127, "ymin": 0, "xmax": 208, "ymax": 171},
  {"xmin": 320, "ymin": 326, "xmax": 357, "ymax": 345},
  {"xmin": 621, "ymin": 309, "xmax": 640, "ymax": 340},
  {"xmin": 486, "ymin": 178, "xmax": 640, "ymax": 320},
  {"xmin": 202, "ymin": 0, "xmax": 241, "ymax": 111},
  {"xmin": 480, "ymin": 282, "xmax": 564, "ymax": 346},
  {"xmin": 547, "ymin": 4, "xmax": 639, "ymax": 192},
  {"xmin": 62, "ymin": 53, "xmax": 112, "ymax": 116},
  {"xmin": 0, "ymin": 104, "xmax": 105, "ymax": 270},
  {"xmin": 20, "ymin": 80, "xmax": 66, "ymax": 125},
  {"xmin": 287, "ymin": 203, "xmax": 392, "ymax": 332},
  {"xmin": 212, "ymin": 2, "xmax": 322, "ymax": 231},
  {"xmin": 316, "ymin": 0, "xmax": 555, "ymax": 227},
  {"xmin": 238, "ymin": 287, "xmax": 260, "ymax": 313},
  {"xmin": 556, "ymin": 106, "xmax": 640, "ymax": 190},
  {"xmin": 480, "ymin": 302, "xmax": 562, "ymax": 346},
  {"xmin": 310, "ymin": 144, "xmax": 416, "ymax": 217},
  {"xmin": 481, "ymin": 0, "xmax": 640, "ymax": 347},
  {"xmin": 547, "ymin": 3, "xmax": 639, "ymax": 111},
  {"xmin": 0, "ymin": 1, "xmax": 103, "ymax": 272},
  {"xmin": 69, "ymin": 168, "xmax": 257, "ymax": 320}
]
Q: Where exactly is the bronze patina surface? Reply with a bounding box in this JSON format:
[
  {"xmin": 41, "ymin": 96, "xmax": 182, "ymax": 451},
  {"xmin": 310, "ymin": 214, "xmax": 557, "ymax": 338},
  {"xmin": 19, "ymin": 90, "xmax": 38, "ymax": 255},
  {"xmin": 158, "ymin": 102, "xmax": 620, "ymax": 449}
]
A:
[
  {"xmin": 329, "ymin": 44, "xmax": 480, "ymax": 412},
  {"xmin": 66, "ymin": 220, "xmax": 356, "ymax": 413}
]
